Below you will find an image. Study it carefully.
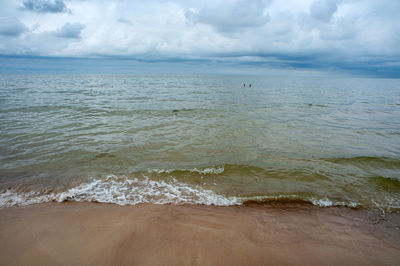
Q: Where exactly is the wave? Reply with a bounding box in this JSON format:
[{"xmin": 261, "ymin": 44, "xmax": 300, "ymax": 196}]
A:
[
  {"xmin": 368, "ymin": 176, "xmax": 400, "ymax": 192},
  {"xmin": 241, "ymin": 195, "xmax": 360, "ymax": 208},
  {"xmin": 0, "ymin": 163, "xmax": 398, "ymax": 210},
  {"xmin": 325, "ymin": 156, "xmax": 400, "ymax": 169},
  {"xmin": 0, "ymin": 175, "xmax": 240, "ymax": 208},
  {"xmin": 0, "ymin": 173, "xmax": 359, "ymax": 209}
]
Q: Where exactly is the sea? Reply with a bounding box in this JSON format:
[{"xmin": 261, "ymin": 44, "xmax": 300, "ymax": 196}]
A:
[{"xmin": 1, "ymin": 73, "xmax": 399, "ymax": 213}]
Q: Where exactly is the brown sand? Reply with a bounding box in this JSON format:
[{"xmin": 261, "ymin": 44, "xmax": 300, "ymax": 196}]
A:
[{"xmin": 0, "ymin": 203, "xmax": 399, "ymax": 265}]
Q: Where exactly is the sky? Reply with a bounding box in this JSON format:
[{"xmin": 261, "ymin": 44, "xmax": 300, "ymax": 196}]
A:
[{"xmin": 0, "ymin": 0, "xmax": 399, "ymax": 77}]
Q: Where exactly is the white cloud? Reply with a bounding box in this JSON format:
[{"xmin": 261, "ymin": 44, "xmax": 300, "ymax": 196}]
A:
[
  {"xmin": 186, "ymin": 0, "xmax": 272, "ymax": 32},
  {"xmin": 0, "ymin": 0, "xmax": 398, "ymax": 74}
]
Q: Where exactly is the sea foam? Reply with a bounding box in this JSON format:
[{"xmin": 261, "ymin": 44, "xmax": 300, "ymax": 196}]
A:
[
  {"xmin": 0, "ymin": 175, "xmax": 240, "ymax": 208},
  {"xmin": 0, "ymin": 174, "xmax": 364, "ymax": 210},
  {"xmin": 147, "ymin": 166, "xmax": 225, "ymax": 175}
]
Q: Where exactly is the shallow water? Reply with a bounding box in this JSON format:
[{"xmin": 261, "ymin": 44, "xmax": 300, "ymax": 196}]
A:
[{"xmin": 0, "ymin": 73, "xmax": 399, "ymax": 211}]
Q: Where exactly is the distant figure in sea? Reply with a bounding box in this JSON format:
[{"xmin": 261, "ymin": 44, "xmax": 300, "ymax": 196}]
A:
[
  {"xmin": 249, "ymin": 84, "xmax": 252, "ymax": 88},
  {"xmin": 243, "ymin": 84, "xmax": 246, "ymax": 88}
]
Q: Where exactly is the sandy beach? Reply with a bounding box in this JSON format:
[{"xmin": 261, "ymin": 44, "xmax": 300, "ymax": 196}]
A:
[{"xmin": 0, "ymin": 203, "xmax": 399, "ymax": 265}]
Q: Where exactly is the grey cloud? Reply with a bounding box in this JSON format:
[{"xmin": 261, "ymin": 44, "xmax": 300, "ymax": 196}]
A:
[
  {"xmin": 0, "ymin": 17, "xmax": 28, "ymax": 37},
  {"xmin": 319, "ymin": 19, "xmax": 355, "ymax": 41},
  {"xmin": 0, "ymin": 0, "xmax": 398, "ymax": 77},
  {"xmin": 310, "ymin": 0, "xmax": 339, "ymax": 22},
  {"xmin": 22, "ymin": 0, "xmax": 69, "ymax": 13},
  {"xmin": 117, "ymin": 18, "xmax": 133, "ymax": 25},
  {"xmin": 53, "ymin": 22, "xmax": 85, "ymax": 38},
  {"xmin": 186, "ymin": 0, "xmax": 272, "ymax": 32}
]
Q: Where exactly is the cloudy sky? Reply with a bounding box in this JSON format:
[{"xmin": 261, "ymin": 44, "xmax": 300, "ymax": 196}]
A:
[{"xmin": 0, "ymin": 0, "xmax": 399, "ymax": 76}]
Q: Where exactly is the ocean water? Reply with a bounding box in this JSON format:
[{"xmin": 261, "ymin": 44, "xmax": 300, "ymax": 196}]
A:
[{"xmin": 1, "ymin": 73, "xmax": 400, "ymax": 212}]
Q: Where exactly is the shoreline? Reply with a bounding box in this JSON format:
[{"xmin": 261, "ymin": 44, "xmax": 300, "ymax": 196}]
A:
[{"xmin": 1, "ymin": 202, "xmax": 400, "ymax": 265}]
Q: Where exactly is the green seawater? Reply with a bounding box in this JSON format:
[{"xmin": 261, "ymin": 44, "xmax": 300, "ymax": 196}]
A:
[{"xmin": 0, "ymin": 73, "xmax": 399, "ymax": 210}]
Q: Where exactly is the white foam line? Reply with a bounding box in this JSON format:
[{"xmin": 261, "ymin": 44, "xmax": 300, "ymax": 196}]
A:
[
  {"xmin": 310, "ymin": 198, "xmax": 359, "ymax": 208},
  {"xmin": 0, "ymin": 175, "xmax": 365, "ymax": 210},
  {"xmin": 147, "ymin": 166, "xmax": 225, "ymax": 175},
  {"xmin": 0, "ymin": 175, "xmax": 240, "ymax": 208}
]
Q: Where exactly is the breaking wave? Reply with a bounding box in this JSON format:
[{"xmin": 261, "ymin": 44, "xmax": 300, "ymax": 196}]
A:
[
  {"xmin": 241, "ymin": 195, "xmax": 360, "ymax": 208},
  {"xmin": 0, "ymin": 174, "xmax": 361, "ymax": 210},
  {"xmin": 0, "ymin": 175, "xmax": 240, "ymax": 208}
]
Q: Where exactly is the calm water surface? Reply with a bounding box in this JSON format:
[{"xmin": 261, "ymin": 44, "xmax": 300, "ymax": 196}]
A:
[{"xmin": 0, "ymin": 74, "xmax": 399, "ymax": 211}]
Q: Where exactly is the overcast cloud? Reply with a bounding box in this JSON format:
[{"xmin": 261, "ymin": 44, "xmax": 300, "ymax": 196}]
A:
[
  {"xmin": 21, "ymin": 0, "xmax": 70, "ymax": 14},
  {"xmin": 0, "ymin": 0, "xmax": 399, "ymax": 76},
  {"xmin": 0, "ymin": 17, "xmax": 28, "ymax": 36},
  {"xmin": 53, "ymin": 22, "xmax": 85, "ymax": 38}
]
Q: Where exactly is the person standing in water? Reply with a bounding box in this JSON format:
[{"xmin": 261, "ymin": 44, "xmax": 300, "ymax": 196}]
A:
[
  {"xmin": 249, "ymin": 84, "xmax": 252, "ymax": 88},
  {"xmin": 243, "ymin": 84, "xmax": 246, "ymax": 88}
]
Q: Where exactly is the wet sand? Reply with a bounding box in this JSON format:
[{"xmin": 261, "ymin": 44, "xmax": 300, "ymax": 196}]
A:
[{"xmin": 0, "ymin": 203, "xmax": 399, "ymax": 265}]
